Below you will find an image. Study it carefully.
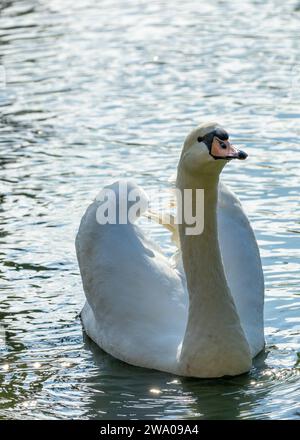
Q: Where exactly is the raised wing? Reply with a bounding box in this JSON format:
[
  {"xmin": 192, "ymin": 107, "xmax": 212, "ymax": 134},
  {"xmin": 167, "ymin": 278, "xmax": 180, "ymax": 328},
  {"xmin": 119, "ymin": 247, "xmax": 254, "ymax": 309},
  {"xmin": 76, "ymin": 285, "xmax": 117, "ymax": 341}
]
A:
[{"xmin": 76, "ymin": 181, "xmax": 187, "ymax": 372}]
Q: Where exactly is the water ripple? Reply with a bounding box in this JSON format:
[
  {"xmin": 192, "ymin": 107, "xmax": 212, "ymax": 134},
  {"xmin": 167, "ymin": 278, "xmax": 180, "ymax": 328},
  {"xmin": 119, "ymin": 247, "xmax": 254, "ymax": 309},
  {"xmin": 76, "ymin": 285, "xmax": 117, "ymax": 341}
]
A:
[{"xmin": 0, "ymin": 0, "xmax": 299, "ymax": 420}]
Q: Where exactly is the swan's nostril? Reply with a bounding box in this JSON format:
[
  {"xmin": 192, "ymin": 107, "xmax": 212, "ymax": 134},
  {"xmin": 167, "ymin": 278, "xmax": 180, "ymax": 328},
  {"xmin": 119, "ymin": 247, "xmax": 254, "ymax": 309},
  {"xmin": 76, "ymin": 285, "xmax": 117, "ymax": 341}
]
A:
[{"xmin": 238, "ymin": 150, "xmax": 248, "ymax": 160}]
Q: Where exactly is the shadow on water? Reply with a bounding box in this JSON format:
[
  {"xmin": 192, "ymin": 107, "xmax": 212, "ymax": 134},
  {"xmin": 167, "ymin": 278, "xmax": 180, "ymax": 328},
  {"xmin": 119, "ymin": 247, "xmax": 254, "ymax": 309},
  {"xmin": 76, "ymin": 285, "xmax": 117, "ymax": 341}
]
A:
[{"xmin": 82, "ymin": 333, "xmax": 272, "ymax": 420}]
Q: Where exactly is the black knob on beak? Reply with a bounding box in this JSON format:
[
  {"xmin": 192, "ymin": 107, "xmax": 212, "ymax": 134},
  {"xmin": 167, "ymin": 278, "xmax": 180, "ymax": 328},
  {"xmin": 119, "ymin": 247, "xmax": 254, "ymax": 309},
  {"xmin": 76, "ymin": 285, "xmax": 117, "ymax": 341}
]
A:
[{"xmin": 238, "ymin": 150, "xmax": 248, "ymax": 160}]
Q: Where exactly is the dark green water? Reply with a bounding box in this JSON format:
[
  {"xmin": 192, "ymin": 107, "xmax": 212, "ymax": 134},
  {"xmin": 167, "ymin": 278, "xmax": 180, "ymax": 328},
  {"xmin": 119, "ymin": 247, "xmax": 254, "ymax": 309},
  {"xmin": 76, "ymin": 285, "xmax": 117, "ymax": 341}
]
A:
[{"xmin": 0, "ymin": 0, "xmax": 299, "ymax": 419}]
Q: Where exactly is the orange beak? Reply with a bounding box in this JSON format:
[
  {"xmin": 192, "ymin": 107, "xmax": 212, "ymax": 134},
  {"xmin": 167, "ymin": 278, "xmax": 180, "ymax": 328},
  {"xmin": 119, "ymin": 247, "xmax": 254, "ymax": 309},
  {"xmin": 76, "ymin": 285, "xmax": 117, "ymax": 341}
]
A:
[{"xmin": 211, "ymin": 137, "xmax": 248, "ymax": 160}]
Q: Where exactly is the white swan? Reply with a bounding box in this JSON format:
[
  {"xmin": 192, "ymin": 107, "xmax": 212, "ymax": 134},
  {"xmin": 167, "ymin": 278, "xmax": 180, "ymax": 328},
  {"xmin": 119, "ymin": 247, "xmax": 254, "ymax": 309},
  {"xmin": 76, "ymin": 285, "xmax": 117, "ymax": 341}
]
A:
[{"xmin": 76, "ymin": 122, "xmax": 264, "ymax": 378}]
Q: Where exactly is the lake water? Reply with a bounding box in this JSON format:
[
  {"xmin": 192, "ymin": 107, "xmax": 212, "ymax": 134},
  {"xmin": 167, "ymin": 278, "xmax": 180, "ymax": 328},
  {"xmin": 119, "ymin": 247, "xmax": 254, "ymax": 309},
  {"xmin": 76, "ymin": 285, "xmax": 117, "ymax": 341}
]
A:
[{"xmin": 0, "ymin": 0, "xmax": 299, "ymax": 420}]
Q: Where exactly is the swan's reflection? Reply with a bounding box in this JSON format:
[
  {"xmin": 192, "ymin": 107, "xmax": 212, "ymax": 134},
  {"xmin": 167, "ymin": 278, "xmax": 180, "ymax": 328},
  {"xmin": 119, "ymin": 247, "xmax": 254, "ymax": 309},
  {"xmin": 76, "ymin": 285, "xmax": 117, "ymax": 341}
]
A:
[{"xmin": 82, "ymin": 332, "xmax": 271, "ymax": 420}]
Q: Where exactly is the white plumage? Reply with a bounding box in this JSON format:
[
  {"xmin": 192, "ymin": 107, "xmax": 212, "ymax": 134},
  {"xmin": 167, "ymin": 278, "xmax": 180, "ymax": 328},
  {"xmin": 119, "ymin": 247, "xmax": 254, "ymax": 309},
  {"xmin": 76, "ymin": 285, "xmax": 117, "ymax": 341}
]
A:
[{"xmin": 76, "ymin": 122, "xmax": 264, "ymax": 378}]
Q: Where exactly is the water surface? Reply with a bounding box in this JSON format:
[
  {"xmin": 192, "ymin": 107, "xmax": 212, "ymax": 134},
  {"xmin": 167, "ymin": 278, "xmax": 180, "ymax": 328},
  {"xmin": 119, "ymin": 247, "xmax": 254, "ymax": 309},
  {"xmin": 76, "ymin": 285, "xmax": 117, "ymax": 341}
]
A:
[{"xmin": 0, "ymin": 0, "xmax": 299, "ymax": 420}]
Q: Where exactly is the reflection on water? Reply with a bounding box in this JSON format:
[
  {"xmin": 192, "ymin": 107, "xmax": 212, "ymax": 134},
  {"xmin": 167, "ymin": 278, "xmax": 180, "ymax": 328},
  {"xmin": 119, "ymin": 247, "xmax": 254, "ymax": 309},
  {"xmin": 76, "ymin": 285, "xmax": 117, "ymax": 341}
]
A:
[{"xmin": 0, "ymin": 0, "xmax": 299, "ymax": 420}]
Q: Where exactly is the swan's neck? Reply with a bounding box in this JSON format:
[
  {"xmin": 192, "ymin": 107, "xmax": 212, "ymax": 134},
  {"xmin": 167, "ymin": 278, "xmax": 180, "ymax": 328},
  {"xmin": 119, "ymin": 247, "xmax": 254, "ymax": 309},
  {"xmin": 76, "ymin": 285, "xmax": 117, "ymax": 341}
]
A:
[{"xmin": 176, "ymin": 168, "xmax": 251, "ymax": 377}]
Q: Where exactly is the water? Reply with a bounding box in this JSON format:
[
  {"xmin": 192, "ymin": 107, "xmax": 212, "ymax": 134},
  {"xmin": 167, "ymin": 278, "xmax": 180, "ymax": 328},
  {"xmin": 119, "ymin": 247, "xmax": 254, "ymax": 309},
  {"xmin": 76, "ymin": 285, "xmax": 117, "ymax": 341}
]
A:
[{"xmin": 0, "ymin": 0, "xmax": 299, "ymax": 420}]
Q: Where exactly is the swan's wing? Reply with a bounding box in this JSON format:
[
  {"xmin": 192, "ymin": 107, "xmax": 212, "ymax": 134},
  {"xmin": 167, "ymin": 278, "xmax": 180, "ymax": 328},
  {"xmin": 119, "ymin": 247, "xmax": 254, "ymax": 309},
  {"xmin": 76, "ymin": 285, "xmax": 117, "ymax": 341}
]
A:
[
  {"xmin": 76, "ymin": 181, "xmax": 187, "ymax": 372},
  {"xmin": 218, "ymin": 181, "xmax": 265, "ymax": 356}
]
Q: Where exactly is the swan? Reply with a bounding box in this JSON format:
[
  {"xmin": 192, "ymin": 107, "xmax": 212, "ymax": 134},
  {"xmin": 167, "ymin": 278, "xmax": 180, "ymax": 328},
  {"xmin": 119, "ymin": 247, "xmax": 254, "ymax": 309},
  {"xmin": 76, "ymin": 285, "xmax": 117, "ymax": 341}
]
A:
[{"xmin": 76, "ymin": 122, "xmax": 265, "ymax": 378}]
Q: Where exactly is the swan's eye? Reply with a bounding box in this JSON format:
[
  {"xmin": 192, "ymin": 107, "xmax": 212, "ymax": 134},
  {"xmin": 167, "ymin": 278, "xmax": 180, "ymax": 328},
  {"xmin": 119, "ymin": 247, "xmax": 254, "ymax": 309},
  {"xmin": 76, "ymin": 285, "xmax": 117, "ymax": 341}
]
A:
[
  {"xmin": 219, "ymin": 141, "xmax": 227, "ymax": 149},
  {"xmin": 197, "ymin": 136, "xmax": 203, "ymax": 143}
]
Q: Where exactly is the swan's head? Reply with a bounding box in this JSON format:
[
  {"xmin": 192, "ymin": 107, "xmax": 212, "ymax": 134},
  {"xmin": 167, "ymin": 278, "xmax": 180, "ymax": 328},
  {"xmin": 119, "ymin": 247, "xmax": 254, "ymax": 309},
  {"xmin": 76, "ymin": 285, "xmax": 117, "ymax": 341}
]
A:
[{"xmin": 180, "ymin": 122, "xmax": 247, "ymax": 176}]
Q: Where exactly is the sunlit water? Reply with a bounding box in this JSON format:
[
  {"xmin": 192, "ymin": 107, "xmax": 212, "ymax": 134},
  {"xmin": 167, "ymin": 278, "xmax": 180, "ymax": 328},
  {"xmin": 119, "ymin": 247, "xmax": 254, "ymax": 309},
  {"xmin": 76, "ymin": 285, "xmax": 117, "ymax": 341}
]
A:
[{"xmin": 0, "ymin": 0, "xmax": 299, "ymax": 420}]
